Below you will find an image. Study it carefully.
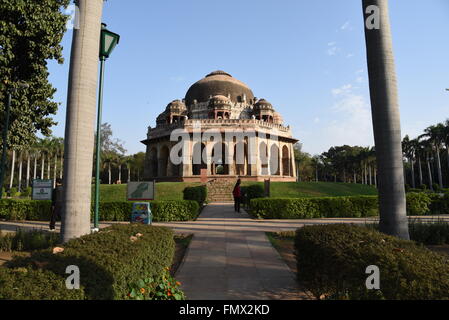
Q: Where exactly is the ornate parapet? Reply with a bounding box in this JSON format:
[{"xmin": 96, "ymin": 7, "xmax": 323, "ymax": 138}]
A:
[{"xmin": 143, "ymin": 119, "xmax": 294, "ymax": 143}]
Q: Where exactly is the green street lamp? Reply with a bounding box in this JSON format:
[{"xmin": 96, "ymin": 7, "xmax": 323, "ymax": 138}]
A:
[
  {"xmin": 0, "ymin": 81, "xmax": 29, "ymax": 199},
  {"xmin": 94, "ymin": 23, "xmax": 120, "ymax": 231}
]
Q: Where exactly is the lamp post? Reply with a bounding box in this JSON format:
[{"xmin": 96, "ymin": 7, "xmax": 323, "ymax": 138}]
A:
[
  {"xmin": 94, "ymin": 23, "xmax": 120, "ymax": 230},
  {"xmin": 0, "ymin": 81, "xmax": 29, "ymax": 199}
]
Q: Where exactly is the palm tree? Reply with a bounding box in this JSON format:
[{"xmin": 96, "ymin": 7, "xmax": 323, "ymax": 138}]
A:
[
  {"xmin": 102, "ymin": 153, "xmax": 114, "ymax": 185},
  {"xmin": 410, "ymin": 138, "xmax": 423, "ymax": 187},
  {"xmin": 443, "ymin": 119, "xmax": 449, "ymax": 184},
  {"xmin": 420, "ymin": 124, "xmax": 444, "ymax": 189},
  {"xmin": 124, "ymin": 156, "xmax": 133, "ymax": 183},
  {"xmin": 61, "ymin": 0, "xmax": 104, "ymax": 243},
  {"xmin": 402, "ymin": 135, "xmax": 416, "ymax": 188},
  {"xmin": 362, "ymin": 0, "xmax": 409, "ymax": 239},
  {"xmin": 17, "ymin": 150, "xmax": 23, "ymax": 192},
  {"xmin": 9, "ymin": 149, "xmax": 15, "ymax": 189}
]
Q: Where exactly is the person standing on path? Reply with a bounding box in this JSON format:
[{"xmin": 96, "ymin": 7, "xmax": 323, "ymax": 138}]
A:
[
  {"xmin": 49, "ymin": 178, "xmax": 63, "ymax": 231},
  {"xmin": 233, "ymin": 179, "xmax": 242, "ymax": 213}
]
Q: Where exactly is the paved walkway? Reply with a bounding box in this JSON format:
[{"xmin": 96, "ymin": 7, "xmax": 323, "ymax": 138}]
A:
[
  {"xmin": 174, "ymin": 203, "xmax": 308, "ymax": 300},
  {"xmin": 1, "ymin": 208, "xmax": 448, "ymax": 300}
]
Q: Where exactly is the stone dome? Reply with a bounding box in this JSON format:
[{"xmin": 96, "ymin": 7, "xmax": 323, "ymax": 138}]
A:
[
  {"xmin": 166, "ymin": 99, "xmax": 186, "ymax": 112},
  {"xmin": 185, "ymin": 71, "xmax": 255, "ymax": 106},
  {"xmin": 254, "ymin": 99, "xmax": 274, "ymax": 110}
]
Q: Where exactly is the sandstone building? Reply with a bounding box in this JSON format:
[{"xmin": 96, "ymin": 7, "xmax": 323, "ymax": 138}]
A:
[{"xmin": 141, "ymin": 71, "xmax": 298, "ymax": 182}]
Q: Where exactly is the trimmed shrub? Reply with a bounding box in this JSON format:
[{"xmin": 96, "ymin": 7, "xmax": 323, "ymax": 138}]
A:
[
  {"xmin": 295, "ymin": 224, "xmax": 449, "ymax": 300},
  {"xmin": 241, "ymin": 184, "xmax": 265, "ymax": 208},
  {"xmin": 6, "ymin": 224, "xmax": 175, "ymax": 300},
  {"xmin": 406, "ymin": 192, "xmax": 433, "ymax": 216},
  {"xmin": 408, "ymin": 220, "xmax": 449, "ymax": 245},
  {"xmin": 0, "ymin": 267, "xmax": 85, "ymax": 300},
  {"xmin": 0, "ymin": 229, "xmax": 60, "ymax": 252},
  {"xmin": 0, "ymin": 199, "xmax": 52, "ymax": 221},
  {"xmin": 250, "ymin": 196, "xmax": 379, "ymax": 219},
  {"xmin": 251, "ymin": 193, "xmax": 445, "ymax": 219},
  {"xmin": 0, "ymin": 199, "xmax": 199, "ymax": 222},
  {"xmin": 183, "ymin": 185, "xmax": 207, "ymax": 205}
]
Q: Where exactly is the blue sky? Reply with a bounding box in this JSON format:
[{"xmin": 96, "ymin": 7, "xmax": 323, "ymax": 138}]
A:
[{"xmin": 47, "ymin": 0, "xmax": 449, "ymax": 156}]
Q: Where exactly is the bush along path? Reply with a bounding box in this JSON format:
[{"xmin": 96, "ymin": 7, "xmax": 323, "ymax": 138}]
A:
[{"xmin": 174, "ymin": 203, "xmax": 310, "ymax": 300}]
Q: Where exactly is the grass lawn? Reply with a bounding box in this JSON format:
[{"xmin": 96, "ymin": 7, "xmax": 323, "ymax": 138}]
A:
[
  {"xmin": 93, "ymin": 181, "xmax": 377, "ymax": 202},
  {"xmin": 93, "ymin": 182, "xmax": 202, "ymax": 202},
  {"xmin": 243, "ymin": 181, "xmax": 378, "ymax": 198}
]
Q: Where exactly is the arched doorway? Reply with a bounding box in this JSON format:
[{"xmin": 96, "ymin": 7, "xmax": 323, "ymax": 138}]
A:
[
  {"xmin": 212, "ymin": 143, "xmax": 228, "ymax": 175},
  {"xmin": 192, "ymin": 142, "xmax": 206, "ymax": 176},
  {"xmin": 260, "ymin": 142, "xmax": 268, "ymax": 175},
  {"xmin": 270, "ymin": 144, "xmax": 280, "ymax": 176},
  {"xmin": 159, "ymin": 145, "xmax": 169, "ymax": 177},
  {"xmin": 149, "ymin": 147, "xmax": 158, "ymax": 177},
  {"xmin": 282, "ymin": 145, "xmax": 290, "ymax": 176}
]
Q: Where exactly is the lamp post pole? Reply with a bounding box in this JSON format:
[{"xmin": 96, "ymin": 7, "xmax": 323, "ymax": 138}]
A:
[
  {"xmin": 93, "ymin": 23, "xmax": 119, "ymax": 231},
  {"xmin": 0, "ymin": 91, "xmax": 12, "ymax": 199},
  {"xmin": 94, "ymin": 56, "xmax": 106, "ymax": 230}
]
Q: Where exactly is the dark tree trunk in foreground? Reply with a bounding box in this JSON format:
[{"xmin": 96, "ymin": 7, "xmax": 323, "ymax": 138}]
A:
[{"xmin": 362, "ymin": 0, "xmax": 409, "ymax": 239}]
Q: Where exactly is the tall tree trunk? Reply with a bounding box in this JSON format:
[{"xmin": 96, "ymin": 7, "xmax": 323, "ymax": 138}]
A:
[
  {"xmin": 26, "ymin": 152, "xmax": 30, "ymax": 188},
  {"xmin": 435, "ymin": 146, "xmax": 443, "ymax": 189},
  {"xmin": 60, "ymin": 151, "xmax": 63, "ymax": 179},
  {"xmin": 418, "ymin": 156, "xmax": 423, "ymax": 186},
  {"xmin": 61, "ymin": 0, "xmax": 104, "ymax": 243},
  {"xmin": 41, "ymin": 154, "xmax": 45, "ymax": 179},
  {"xmin": 353, "ymin": 170, "xmax": 357, "ymax": 184},
  {"xmin": 18, "ymin": 152, "xmax": 23, "ymax": 192},
  {"xmin": 374, "ymin": 168, "xmax": 377, "ymax": 188},
  {"xmin": 108, "ymin": 163, "xmax": 111, "ymax": 184},
  {"xmin": 316, "ymin": 166, "xmax": 318, "ymax": 182},
  {"xmin": 47, "ymin": 155, "xmax": 51, "ymax": 180},
  {"xmin": 34, "ymin": 154, "xmax": 37, "ymax": 180},
  {"xmin": 427, "ymin": 155, "xmax": 433, "ymax": 190},
  {"xmin": 410, "ymin": 158, "xmax": 415, "ymax": 188},
  {"xmin": 128, "ymin": 167, "xmax": 131, "ymax": 183},
  {"xmin": 54, "ymin": 154, "xmax": 58, "ymax": 188},
  {"xmin": 363, "ymin": 0, "xmax": 409, "ymax": 239},
  {"xmin": 118, "ymin": 164, "xmax": 122, "ymax": 182},
  {"xmin": 369, "ymin": 165, "xmax": 372, "ymax": 185},
  {"xmin": 9, "ymin": 149, "xmax": 15, "ymax": 189}
]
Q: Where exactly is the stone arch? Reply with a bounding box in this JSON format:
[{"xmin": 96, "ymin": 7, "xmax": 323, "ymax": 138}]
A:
[
  {"xmin": 159, "ymin": 145, "xmax": 170, "ymax": 177},
  {"xmin": 270, "ymin": 144, "xmax": 280, "ymax": 175},
  {"xmin": 149, "ymin": 146, "xmax": 158, "ymax": 177},
  {"xmin": 192, "ymin": 142, "xmax": 206, "ymax": 176},
  {"xmin": 282, "ymin": 145, "xmax": 291, "ymax": 176},
  {"xmin": 234, "ymin": 141, "xmax": 247, "ymax": 176},
  {"xmin": 212, "ymin": 142, "xmax": 229, "ymax": 175},
  {"xmin": 259, "ymin": 141, "xmax": 269, "ymax": 175}
]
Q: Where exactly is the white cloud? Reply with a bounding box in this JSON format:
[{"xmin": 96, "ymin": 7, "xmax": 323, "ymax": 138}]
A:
[
  {"xmin": 324, "ymin": 89, "xmax": 374, "ymax": 148},
  {"xmin": 340, "ymin": 21, "xmax": 350, "ymax": 30},
  {"xmin": 326, "ymin": 42, "xmax": 339, "ymax": 56},
  {"xmin": 331, "ymin": 84, "xmax": 352, "ymax": 95}
]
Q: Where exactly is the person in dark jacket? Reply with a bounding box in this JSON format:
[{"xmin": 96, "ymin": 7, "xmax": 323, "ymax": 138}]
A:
[
  {"xmin": 49, "ymin": 178, "xmax": 63, "ymax": 231},
  {"xmin": 233, "ymin": 179, "xmax": 242, "ymax": 213}
]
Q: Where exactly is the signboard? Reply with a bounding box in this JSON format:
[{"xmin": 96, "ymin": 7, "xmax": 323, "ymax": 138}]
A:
[
  {"xmin": 127, "ymin": 181, "xmax": 155, "ymax": 201},
  {"xmin": 131, "ymin": 202, "xmax": 152, "ymax": 225},
  {"xmin": 32, "ymin": 179, "xmax": 53, "ymax": 200}
]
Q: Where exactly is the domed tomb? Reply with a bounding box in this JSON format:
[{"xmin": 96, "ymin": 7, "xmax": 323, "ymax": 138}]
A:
[{"xmin": 185, "ymin": 71, "xmax": 255, "ymax": 106}]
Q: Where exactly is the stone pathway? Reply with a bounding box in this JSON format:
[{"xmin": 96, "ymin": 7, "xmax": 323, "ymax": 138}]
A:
[{"xmin": 174, "ymin": 203, "xmax": 309, "ymax": 300}]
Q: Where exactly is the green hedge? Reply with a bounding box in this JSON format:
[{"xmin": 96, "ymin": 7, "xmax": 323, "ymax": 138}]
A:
[
  {"xmin": 0, "ymin": 199, "xmax": 199, "ymax": 222},
  {"xmin": 0, "ymin": 267, "xmax": 85, "ymax": 300},
  {"xmin": 250, "ymin": 193, "xmax": 449, "ymax": 219},
  {"xmin": 183, "ymin": 185, "xmax": 207, "ymax": 205},
  {"xmin": 4, "ymin": 224, "xmax": 175, "ymax": 300},
  {"xmin": 241, "ymin": 184, "xmax": 265, "ymax": 207},
  {"xmin": 295, "ymin": 224, "xmax": 449, "ymax": 300},
  {"xmin": 250, "ymin": 196, "xmax": 379, "ymax": 219}
]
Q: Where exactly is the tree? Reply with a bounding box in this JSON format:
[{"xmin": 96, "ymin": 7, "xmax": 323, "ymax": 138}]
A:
[
  {"xmin": 61, "ymin": 0, "xmax": 104, "ymax": 243},
  {"xmin": 0, "ymin": 0, "xmax": 70, "ymax": 149},
  {"xmin": 362, "ymin": 0, "xmax": 409, "ymax": 239},
  {"xmin": 420, "ymin": 124, "xmax": 444, "ymax": 189}
]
